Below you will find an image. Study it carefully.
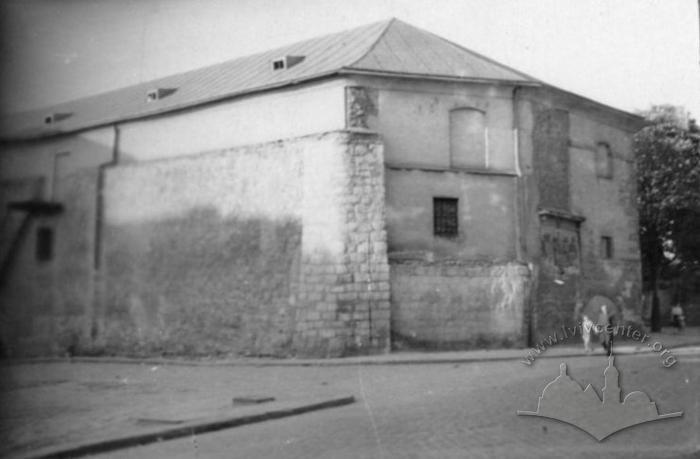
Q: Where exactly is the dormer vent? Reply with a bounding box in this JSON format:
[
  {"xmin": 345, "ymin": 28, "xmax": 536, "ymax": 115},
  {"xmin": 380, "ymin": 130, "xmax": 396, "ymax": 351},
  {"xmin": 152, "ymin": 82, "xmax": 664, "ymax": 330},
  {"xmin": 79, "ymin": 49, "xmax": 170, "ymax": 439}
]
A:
[
  {"xmin": 146, "ymin": 87, "xmax": 177, "ymax": 102},
  {"xmin": 272, "ymin": 55, "xmax": 305, "ymax": 70},
  {"xmin": 44, "ymin": 112, "xmax": 73, "ymax": 125}
]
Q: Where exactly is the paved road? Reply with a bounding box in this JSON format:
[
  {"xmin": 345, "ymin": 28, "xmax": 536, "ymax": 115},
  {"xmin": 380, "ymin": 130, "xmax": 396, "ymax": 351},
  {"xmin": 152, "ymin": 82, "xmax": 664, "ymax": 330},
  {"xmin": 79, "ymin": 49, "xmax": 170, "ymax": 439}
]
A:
[{"xmin": 95, "ymin": 352, "xmax": 700, "ymax": 459}]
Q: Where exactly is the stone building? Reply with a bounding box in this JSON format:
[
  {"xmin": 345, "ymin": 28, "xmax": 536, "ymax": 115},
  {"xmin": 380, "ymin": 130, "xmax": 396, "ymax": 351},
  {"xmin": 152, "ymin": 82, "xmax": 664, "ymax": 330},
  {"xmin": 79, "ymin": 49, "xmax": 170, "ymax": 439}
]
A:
[{"xmin": 0, "ymin": 19, "xmax": 644, "ymax": 357}]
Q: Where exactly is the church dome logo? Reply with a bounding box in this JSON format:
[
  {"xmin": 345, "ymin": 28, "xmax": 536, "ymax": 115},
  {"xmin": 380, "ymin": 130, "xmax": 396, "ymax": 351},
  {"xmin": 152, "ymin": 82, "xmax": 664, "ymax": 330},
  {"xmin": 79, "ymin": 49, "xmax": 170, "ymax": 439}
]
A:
[{"xmin": 517, "ymin": 356, "xmax": 683, "ymax": 441}]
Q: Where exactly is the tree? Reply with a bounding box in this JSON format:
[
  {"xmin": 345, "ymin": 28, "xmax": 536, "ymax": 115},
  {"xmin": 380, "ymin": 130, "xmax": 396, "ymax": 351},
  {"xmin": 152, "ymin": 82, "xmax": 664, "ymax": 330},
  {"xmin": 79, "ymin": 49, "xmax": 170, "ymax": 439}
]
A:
[{"xmin": 634, "ymin": 106, "xmax": 700, "ymax": 331}]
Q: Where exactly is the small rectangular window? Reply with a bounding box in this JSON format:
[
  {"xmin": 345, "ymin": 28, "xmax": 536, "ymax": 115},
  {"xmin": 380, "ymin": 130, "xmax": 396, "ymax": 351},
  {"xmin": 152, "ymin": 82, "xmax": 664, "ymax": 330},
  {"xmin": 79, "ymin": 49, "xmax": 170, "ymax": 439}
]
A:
[
  {"xmin": 434, "ymin": 198, "xmax": 459, "ymax": 238},
  {"xmin": 36, "ymin": 227, "xmax": 54, "ymax": 262},
  {"xmin": 600, "ymin": 236, "xmax": 613, "ymax": 259}
]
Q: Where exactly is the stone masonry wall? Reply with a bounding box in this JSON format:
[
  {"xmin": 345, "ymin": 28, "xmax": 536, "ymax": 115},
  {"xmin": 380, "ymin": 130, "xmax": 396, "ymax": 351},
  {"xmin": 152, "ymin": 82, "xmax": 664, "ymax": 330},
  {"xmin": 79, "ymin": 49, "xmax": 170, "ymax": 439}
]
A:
[
  {"xmin": 293, "ymin": 132, "xmax": 390, "ymax": 356},
  {"xmin": 390, "ymin": 261, "xmax": 529, "ymax": 349},
  {"xmin": 100, "ymin": 130, "xmax": 389, "ymax": 358}
]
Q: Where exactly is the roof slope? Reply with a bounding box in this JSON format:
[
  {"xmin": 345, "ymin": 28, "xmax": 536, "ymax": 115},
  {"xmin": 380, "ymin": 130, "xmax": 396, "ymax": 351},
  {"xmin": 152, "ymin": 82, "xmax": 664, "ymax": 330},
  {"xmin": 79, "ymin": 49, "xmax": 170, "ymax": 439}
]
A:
[
  {"xmin": 351, "ymin": 19, "xmax": 534, "ymax": 82},
  {"xmin": 0, "ymin": 19, "xmax": 542, "ymax": 139}
]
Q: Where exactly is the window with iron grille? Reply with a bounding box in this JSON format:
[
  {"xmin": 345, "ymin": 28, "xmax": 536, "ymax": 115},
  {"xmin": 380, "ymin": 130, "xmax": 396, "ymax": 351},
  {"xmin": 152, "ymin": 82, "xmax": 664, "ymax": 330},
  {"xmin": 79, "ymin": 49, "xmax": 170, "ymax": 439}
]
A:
[{"xmin": 433, "ymin": 198, "xmax": 459, "ymax": 238}]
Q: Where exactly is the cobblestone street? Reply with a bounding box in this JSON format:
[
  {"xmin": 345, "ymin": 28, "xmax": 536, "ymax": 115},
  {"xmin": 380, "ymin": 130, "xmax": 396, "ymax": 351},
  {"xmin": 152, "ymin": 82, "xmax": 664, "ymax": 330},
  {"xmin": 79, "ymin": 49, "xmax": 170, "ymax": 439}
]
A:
[
  {"xmin": 91, "ymin": 352, "xmax": 699, "ymax": 459},
  {"xmin": 3, "ymin": 343, "xmax": 698, "ymax": 459}
]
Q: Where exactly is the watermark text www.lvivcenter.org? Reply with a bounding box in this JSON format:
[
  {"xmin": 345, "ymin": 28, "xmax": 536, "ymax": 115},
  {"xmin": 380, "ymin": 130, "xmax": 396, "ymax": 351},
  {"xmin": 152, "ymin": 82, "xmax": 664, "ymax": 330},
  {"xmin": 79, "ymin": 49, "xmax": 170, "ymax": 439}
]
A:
[{"xmin": 520, "ymin": 323, "xmax": 678, "ymax": 367}]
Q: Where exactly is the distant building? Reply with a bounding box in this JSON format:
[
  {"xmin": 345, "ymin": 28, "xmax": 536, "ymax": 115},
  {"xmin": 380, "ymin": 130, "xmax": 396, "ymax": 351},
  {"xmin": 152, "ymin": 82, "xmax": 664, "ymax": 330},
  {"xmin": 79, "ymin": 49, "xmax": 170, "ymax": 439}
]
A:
[
  {"xmin": 0, "ymin": 19, "xmax": 645, "ymax": 357},
  {"xmin": 638, "ymin": 104, "xmax": 693, "ymax": 129}
]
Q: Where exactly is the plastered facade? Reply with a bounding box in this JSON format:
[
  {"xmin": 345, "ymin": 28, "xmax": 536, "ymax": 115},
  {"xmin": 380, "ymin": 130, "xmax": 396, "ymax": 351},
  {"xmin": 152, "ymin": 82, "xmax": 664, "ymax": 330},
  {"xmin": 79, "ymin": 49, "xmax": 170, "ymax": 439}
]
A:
[{"xmin": 0, "ymin": 74, "xmax": 643, "ymax": 356}]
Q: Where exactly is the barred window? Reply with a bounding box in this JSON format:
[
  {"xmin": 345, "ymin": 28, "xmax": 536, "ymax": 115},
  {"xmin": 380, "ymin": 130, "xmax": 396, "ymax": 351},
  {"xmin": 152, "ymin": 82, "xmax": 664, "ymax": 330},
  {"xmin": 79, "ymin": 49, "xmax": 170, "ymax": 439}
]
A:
[{"xmin": 433, "ymin": 198, "xmax": 459, "ymax": 238}]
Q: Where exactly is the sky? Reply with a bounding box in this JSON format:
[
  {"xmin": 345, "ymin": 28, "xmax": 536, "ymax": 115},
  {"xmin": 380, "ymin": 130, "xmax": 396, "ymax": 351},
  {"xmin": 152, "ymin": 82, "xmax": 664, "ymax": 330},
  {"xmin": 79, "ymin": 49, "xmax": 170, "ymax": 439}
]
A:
[{"xmin": 0, "ymin": 0, "xmax": 698, "ymax": 119}]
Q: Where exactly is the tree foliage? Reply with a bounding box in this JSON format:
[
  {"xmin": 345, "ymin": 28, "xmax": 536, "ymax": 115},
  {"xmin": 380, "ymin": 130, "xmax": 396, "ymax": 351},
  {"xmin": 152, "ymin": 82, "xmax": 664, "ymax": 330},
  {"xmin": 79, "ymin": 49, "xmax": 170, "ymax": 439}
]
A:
[
  {"xmin": 634, "ymin": 107, "xmax": 700, "ymax": 283},
  {"xmin": 634, "ymin": 106, "xmax": 700, "ymax": 330}
]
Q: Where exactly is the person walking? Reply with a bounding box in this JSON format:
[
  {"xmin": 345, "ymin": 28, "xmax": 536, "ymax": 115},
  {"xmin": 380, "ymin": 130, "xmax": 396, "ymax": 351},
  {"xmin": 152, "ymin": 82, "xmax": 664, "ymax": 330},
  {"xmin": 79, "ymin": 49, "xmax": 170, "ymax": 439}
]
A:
[
  {"xmin": 671, "ymin": 303, "xmax": 685, "ymax": 332},
  {"xmin": 581, "ymin": 314, "xmax": 595, "ymax": 354},
  {"xmin": 598, "ymin": 305, "xmax": 615, "ymax": 356}
]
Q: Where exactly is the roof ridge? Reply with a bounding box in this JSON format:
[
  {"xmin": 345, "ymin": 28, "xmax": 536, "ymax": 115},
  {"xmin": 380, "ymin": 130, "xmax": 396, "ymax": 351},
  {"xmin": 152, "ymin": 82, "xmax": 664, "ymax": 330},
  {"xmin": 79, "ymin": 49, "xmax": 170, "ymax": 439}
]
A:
[{"xmin": 345, "ymin": 17, "xmax": 396, "ymax": 69}]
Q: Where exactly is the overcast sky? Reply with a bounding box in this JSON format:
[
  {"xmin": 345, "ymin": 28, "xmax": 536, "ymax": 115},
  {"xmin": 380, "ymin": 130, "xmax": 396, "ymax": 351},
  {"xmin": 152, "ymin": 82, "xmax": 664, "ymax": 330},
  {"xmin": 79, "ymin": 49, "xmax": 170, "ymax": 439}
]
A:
[{"xmin": 1, "ymin": 0, "xmax": 698, "ymax": 119}]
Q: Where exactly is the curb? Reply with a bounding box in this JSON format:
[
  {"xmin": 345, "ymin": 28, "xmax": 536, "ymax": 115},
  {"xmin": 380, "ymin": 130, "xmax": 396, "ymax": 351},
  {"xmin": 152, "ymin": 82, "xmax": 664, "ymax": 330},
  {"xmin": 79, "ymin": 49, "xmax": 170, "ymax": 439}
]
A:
[
  {"xmin": 516, "ymin": 342, "xmax": 700, "ymax": 365},
  {"xmin": 4, "ymin": 341, "xmax": 700, "ymax": 369},
  {"xmin": 22, "ymin": 395, "xmax": 355, "ymax": 459}
]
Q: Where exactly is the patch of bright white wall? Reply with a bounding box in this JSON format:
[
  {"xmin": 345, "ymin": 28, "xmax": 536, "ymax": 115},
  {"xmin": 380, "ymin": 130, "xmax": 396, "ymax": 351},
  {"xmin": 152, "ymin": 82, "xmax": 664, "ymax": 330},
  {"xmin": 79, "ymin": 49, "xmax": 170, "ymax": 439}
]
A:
[
  {"xmin": 117, "ymin": 80, "xmax": 349, "ymax": 162},
  {"xmin": 105, "ymin": 133, "xmax": 349, "ymax": 257}
]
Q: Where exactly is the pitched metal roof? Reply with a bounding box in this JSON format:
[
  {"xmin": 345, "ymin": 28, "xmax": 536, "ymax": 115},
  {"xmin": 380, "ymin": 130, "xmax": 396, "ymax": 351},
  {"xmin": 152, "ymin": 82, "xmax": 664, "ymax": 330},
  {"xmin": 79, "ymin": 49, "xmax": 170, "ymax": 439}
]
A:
[
  {"xmin": 351, "ymin": 19, "xmax": 535, "ymax": 82},
  {"xmin": 0, "ymin": 19, "xmax": 542, "ymax": 140}
]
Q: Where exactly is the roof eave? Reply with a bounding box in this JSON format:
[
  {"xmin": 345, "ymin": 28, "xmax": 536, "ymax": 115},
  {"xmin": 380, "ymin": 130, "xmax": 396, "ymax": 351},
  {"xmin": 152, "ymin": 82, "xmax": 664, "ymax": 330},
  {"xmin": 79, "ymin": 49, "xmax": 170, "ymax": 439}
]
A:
[
  {"xmin": 0, "ymin": 70, "xmax": 347, "ymax": 142},
  {"xmin": 339, "ymin": 67, "xmax": 541, "ymax": 87},
  {"xmin": 540, "ymin": 85, "xmax": 646, "ymax": 132}
]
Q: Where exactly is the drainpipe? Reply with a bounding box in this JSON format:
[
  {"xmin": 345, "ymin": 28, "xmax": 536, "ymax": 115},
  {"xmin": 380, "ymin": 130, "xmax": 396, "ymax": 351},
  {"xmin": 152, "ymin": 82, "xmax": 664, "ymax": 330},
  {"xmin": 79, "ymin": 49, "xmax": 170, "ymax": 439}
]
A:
[
  {"xmin": 91, "ymin": 124, "xmax": 120, "ymax": 341},
  {"xmin": 94, "ymin": 124, "xmax": 120, "ymax": 270},
  {"xmin": 512, "ymin": 85, "xmax": 523, "ymax": 260},
  {"xmin": 512, "ymin": 85, "xmax": 535, "ymax": 347}
]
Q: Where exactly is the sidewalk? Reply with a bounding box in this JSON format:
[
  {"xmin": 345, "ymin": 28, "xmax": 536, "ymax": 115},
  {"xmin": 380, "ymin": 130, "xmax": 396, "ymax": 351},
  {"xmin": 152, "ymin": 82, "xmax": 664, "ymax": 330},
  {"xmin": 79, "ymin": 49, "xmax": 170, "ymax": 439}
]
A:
[
  {"xmin": 2, "ymin": 326, "xmax": 699, "ymax": 459},
  {"xmin": 19, "ymin": 326, "xmax": 700, "ymax": 368}
]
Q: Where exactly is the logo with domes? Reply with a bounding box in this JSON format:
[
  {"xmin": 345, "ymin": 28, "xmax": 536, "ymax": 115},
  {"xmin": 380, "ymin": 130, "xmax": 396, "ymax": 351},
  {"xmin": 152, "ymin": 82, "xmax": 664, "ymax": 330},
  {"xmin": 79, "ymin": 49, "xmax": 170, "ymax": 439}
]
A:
[{"xmin": 517, "ymin": 356, "xmax": 682, "ymax": 440}]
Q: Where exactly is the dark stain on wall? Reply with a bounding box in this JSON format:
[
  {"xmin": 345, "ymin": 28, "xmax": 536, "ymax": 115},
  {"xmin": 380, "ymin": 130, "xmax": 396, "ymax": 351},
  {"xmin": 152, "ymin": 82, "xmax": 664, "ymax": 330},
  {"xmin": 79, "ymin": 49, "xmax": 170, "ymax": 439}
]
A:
[
  {"xmin": 100, "ymin": 207, "xmax": 302, "ymax": 357},
  {"xmin": 533, "ymin": 107, "xmax": 570, "ymax": 211}
]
